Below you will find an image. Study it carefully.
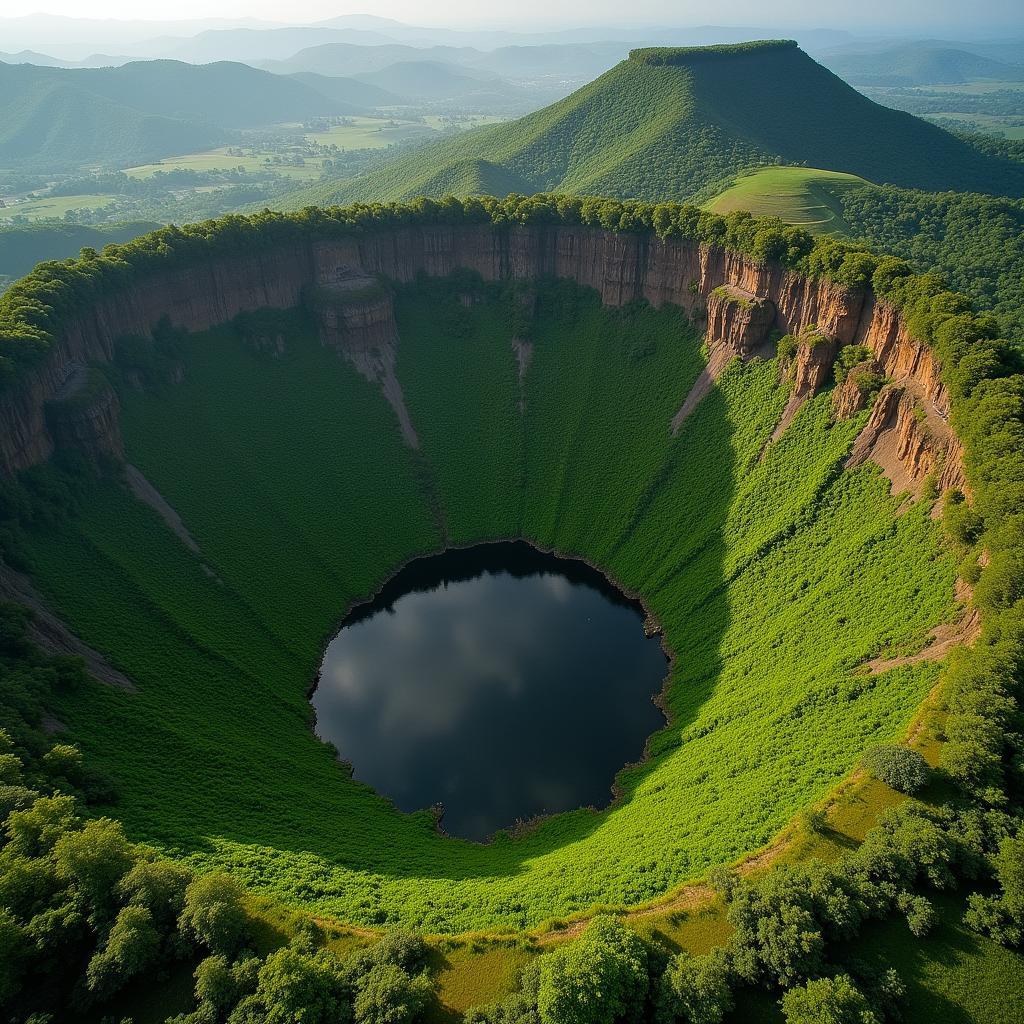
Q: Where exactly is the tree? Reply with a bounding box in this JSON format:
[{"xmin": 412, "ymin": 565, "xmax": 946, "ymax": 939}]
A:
[
  {"xmin": 537, "ymin": 916, "xmax": 648, "ymax": 1024},
  {"xmin": 0, "ymin": 908, "xmax": 28, "ymax": 1004},
  {"xmin": 179, "ymin": 873, "xmax": 248, "ymax": 956},
  {"xmin": 965, "ymin": 836, "xmax": 1024, "ymax": 946},
  {"xmin": 86, "ymin": 903, "xmax": 160, "ymax": 996},
  {"xmin": 249, "ymin": 946, "xmax": 351, "ymax": 1024},
  {"xmin": 780, "ymin": 975, "xmax": 880, "ymax": 1024},
  {"xmin": 860, "ymin": 745, "xmax": 929, "ymax": 794},
  {"xmin": 53, "ymin": 817, "xmax": 135, "ymax": 918},
  {"xmin": 4, "ymin": 794, "xmax": 78, "ymax": 857},
  {"xmin": 655, "ymin": 947, "xmax": 733, "ymax": 1024},
  {"xmin": 354, "ymin": 962, "xmax": 430, "ymax": 1024},
  {"xmin": 118, "ymin": 858, "xmax": 191, "ymax": 928}
]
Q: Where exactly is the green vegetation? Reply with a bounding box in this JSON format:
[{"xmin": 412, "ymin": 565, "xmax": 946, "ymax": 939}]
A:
[
  {"xmin": 704, "ymin": 167, "xmax": 871, "ymax": 234},
  {"xmin": 277, "ymin": 42, "xmax": 1024, "ymax": 209},
  {"xmin": 860, "ymin": 745, "xmax": 930, "ymax": 794},
  {"xmin": 0, "ymin": 198, "xmax": 1021, "ymax": 1020},
  {"xmin": 0, "ymin": 59, "xmax": 377, "ymax": 172},
  {"xmin": 836, "ymin": 185, "xmax": 1024, "ymax": 343},
  {"xmin": 0, "ymin": 222, "xmax": 158, "ymax": 287},
  {"xmin": 0, "ymin": 255, "xmax": 956, "ymax": 932}
]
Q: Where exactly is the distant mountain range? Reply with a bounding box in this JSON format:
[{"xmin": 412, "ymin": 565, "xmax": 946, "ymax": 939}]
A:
[
  {"xmin": 820, "ymin": 44, "xmax": 1024, "ymax": 86},
  {"xmin": 0, "ymin": 60, "xmax": 389, "ymax": 171},
  {"xmin": 0, "ymin": 12, "xmax": 855, "ymax": 64},
  {"xmin": 278, "ymin": 40, "xmax": 1024, "ymax": 210}
]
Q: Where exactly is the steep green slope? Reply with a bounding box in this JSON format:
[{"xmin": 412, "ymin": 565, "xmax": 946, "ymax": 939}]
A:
[
  {"xmin": 0, "ymin": 59, "xmax": 368, "ymax": 170},
  {"xmin": 278, "ymin": 40, "xmax": 1024, "ymax": 209},
  {"xmin": 45, "ymin": 59, "xmax": 347, "ymax": 129},
  {"xmin": 20, "ymin": 277, "xmax": 957, "ymax": 932}
]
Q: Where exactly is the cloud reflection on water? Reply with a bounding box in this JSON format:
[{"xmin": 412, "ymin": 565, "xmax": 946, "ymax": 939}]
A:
[{"xmin": 312, "ymin": 545, "xmax": 668, "ymax": 841}]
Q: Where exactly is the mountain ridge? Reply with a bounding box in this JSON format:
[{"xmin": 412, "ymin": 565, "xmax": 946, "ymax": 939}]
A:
[{"xmin": 276, "ymin": 40, "xmax": 1024, "ymax": 210}]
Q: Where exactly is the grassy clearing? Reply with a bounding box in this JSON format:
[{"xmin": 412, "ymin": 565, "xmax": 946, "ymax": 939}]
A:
[
  {"xmin": 303, "ymin": 116, "xmax": 440, "ymax": 150},
  {"xmin": 23, "ymin": 277, "xmax": 959, "ymax": 933},
  {"xmin": 123, "ymin": 148, "xmax": 327, "ymax": 180},
  {"xmin": 0, "ymin": 193, "xmax": 115, "ymax": 221},
  {"xmin": 703, "ymin": 166, "xmax": 873, "ymax": 234}
]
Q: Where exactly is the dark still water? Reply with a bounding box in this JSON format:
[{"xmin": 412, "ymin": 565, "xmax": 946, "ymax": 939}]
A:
[{"xmin": 312, "ymin": 542, "xmax": 669, "ymax": 841}]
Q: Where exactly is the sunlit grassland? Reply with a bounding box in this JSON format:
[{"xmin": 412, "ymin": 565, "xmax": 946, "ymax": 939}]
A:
[
  {"xmin": 703, "ymin": 166, "xmax": 872, "ymax": 234},
  {"xmin": 0, "ymin": 193, "xmax": 115, "ymax": 221},
  {"xmin": 23, "ymin": 278, "xmax": 959, "ymax": 932},
  {"xmin": 124, "ymin": 147, "xmax": 327, "ymax": 180}
]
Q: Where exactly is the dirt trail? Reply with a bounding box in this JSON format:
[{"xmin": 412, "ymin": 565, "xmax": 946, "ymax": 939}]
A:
[
  {"xmin": 867, "ymin": 589, "xmax": 980, "ymax": 675},
  {"xmin": 125, "ymin": 464, "xmax": 201, "ymax": 554},
  {"xmin": 671, "ymin": 344, "xmax": 734, "ymax": 433}
]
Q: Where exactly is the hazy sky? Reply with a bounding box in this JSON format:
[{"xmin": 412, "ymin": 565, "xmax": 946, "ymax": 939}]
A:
[{"xmin": 3, "ymin": 1, "xmax": 1022, "ymax": 31}]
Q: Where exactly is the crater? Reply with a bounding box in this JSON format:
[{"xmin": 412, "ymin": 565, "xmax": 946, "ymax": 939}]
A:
[{"xmin": 312, "ymin": 542, "xmax": 669, "ymax": 841}]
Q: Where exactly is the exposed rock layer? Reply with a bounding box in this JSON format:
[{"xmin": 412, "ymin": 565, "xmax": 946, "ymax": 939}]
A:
[{"xmin": 0, "ymin": 225, "xmax": 963, "ymax": 494}]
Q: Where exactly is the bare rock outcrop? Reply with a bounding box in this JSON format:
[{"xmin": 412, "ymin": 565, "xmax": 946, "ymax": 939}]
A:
[
  {"xmin": 45, "ymin": 367, "xmax": 123, "ymax": 462},
  {"xmin": 705, "ymin": 285, "xmax": 775, "ymax": 358},
  {"xmin": 770, "ymin": 329, "xmax": 837, "ymax": 442},
  {"xmin": 672, "ymin": 285, "xmax": 774, "ymax": 431},
  {"xmin": 832, "ymin": 359, "xmax": 883, "ymax": 420},
  {"xmin": 847, "ymin": 384, "xmax": 965, "ymax": 497},
  {"xmin": 311, "ymin": 273, "xmax": 419, "ymax": 449}
]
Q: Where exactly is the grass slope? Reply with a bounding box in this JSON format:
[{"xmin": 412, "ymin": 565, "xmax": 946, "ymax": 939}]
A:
[
  {"xmin": 24, "ymin": 278, "xmax": 958, "ymax": 932},
  {"xmin": 703, "ymin": 166, "xmax": 871, "ymax": 234},
  {"xmin": 278, "ymin": 41, "xmax": 1024, "ymax": 209}
]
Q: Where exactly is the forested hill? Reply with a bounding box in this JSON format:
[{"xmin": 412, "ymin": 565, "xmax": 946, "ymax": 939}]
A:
[
  {"xmin": 278, "ymin": 40, "xmax": 1024, "ymax": 209},
  {"xmin": 0, "ymin": 60, "xmax": 362, "ymax": 171}
]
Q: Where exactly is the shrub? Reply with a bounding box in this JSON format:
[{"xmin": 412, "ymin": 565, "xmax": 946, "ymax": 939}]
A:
[
  {"xmin": 655, "ymin": 947, "xmax": 733, "ymax": 1024},
  {"xmin": 860, "ymin": 745, "xmax": 929, "ymax": 794},
  {"xmin": 536, "ymin": 916, "xmax": 648, "ymax": 1024},
  {"xmin": 833, "ymin": 345, "xmax": 872, "ymax": 385},
  {"xmin": 353, "ymin": 962, "xmax": 430, "ymax": 1024},
  {"xmin": 780, "ymin": 974, "xmax": 880, "ymax": 1024},
  {"xmin": 179, "ymin": 873, "xmax": 248, "ymax": 956}
]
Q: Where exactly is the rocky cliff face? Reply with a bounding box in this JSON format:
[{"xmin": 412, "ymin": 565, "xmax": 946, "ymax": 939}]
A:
[
  {"xmin": 847, "ymin": 384, "xmax": 965, "ymax": 497},
  {"xmin": 0, "ymin": 224, "xmax": 964, "ymax": 495},
  {"xmin": 44, "ymin": 368, "xmax": 123, "ymax": 462},
  {"xmin": 704, "ymin": 285, "xmax": 775, "ymax": 358},
  {"xmin": 310, "ymin": 277, "xmax": 418, "ymax": 448}
]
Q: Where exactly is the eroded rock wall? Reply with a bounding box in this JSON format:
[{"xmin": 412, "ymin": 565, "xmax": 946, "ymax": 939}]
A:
[{"xmin": 0, "ymin": 225, "xmax": 962, "ymax": 490}]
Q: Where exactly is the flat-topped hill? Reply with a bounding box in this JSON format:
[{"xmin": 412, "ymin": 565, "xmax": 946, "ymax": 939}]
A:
[{"xmin": 278, "ymin": 41, "xmax": 1024, "ymax": 210}]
